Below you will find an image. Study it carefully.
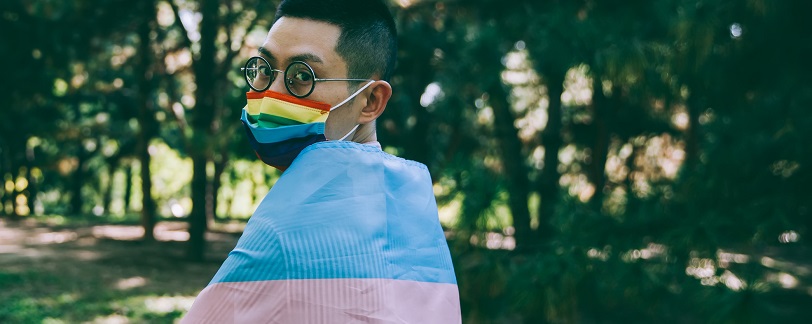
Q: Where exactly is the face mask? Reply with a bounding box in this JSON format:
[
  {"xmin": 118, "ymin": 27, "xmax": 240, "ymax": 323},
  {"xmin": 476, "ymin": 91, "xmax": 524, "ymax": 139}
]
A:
[{"xmin": 241, "ymin": 81, "xmax": 374, "ymax": 171}]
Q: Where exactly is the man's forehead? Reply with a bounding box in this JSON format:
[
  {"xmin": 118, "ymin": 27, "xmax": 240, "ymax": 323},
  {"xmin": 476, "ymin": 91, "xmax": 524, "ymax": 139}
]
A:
[{"xmin": 261, "ymin": 17, "xmax": 342, "ymax": 67}]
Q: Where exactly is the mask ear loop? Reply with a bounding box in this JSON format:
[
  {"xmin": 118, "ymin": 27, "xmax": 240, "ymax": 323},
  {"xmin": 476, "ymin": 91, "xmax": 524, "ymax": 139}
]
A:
[
  {"xmin": 337, "ymin": 124, "xmax": 360, "ymax": 141},
  {"xmin": 329, "ymin": 81, "xmax": 376, "ymax": 111},
  {"xmin": 329, "ymin": 80, "xmax": 375, "ymax": 141}
]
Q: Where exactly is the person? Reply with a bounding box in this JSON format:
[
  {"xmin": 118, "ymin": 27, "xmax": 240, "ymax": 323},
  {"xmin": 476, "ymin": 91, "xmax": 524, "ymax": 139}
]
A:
[{"xmin": 181, "ymin": 0, "xmax": 461, "ymax": 323}]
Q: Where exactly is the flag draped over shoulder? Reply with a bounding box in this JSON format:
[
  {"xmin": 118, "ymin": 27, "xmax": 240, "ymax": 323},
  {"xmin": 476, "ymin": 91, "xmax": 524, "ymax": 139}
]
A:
[{"xmin": 182, "ymin": 141, "xmax": 461, "ymax": 324}]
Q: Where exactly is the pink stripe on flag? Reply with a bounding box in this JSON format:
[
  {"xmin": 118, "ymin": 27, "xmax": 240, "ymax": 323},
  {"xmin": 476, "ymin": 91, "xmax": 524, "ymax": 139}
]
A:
[{"xmin": 182, "ymin": 279, "xmax": 461, "ymax": 324}]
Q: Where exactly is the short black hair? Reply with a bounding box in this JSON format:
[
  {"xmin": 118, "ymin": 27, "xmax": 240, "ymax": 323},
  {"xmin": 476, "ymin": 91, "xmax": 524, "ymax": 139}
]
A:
[{"xmin": 275, "ymin": 0, "xmax": 397, "ymax": 81}]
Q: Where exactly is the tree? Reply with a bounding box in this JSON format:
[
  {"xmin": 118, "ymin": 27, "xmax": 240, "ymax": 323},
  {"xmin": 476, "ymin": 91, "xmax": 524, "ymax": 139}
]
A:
[
  {"xmin": 164, "ymin": 0, "xmax": 273, "ymax": 260},
  {"xmin": 136, "ymin": 0, "xmax": 159, "ymax": 240}
]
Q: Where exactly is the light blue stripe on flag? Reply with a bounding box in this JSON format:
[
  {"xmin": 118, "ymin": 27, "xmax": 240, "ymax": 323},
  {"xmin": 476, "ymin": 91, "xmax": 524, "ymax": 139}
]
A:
[{"xmin": 210, "ymin": 141, "xmax": 457, "ymax": 285}]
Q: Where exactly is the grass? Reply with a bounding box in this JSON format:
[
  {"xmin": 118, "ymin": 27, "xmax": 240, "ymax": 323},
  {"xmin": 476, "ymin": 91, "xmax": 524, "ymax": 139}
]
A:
[{"xmin": 0, "ymin": 217, "xmax": 237, "ymax": 323}]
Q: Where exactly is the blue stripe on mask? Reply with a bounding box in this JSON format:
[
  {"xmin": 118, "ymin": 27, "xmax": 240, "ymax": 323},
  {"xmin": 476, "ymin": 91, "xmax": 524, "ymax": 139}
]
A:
[{"xmin": 242, "ymin": 109, "xmax": 326, "ymax": 144}]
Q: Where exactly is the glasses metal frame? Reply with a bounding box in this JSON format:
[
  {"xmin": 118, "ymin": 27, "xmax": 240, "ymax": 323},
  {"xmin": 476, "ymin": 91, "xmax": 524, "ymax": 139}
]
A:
[{"xmin": 241, "ymin": 56, "xmax": 372, "ymax": 98}]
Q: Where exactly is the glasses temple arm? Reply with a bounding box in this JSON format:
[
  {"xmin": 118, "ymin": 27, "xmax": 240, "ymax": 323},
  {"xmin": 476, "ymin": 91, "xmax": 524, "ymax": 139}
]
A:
[{"xmin": 314, "ymin": 78, "xmax": 373, "ymax": 82}]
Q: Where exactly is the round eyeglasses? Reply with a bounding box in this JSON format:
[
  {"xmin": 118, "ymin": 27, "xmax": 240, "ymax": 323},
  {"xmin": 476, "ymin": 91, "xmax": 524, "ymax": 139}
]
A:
[{"xmin": 241, "ymin": 56, "xmax": 372, "ymax": 98}]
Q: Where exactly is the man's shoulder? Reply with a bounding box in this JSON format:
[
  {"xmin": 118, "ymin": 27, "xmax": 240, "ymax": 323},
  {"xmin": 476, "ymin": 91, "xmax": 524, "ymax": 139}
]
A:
[{"xmin": 300, "ymin": 141, "xmax": 429, "ymax": 172}]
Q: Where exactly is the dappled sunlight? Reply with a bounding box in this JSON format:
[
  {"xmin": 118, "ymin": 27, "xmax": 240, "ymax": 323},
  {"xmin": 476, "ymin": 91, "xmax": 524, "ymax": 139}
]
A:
[
  {"xmin": 717, "ymin": 251, "xmax": 750, "ymax": 267},
  {"xmin": 684, "ymin": 256, "xmax": 731, "ymax": 288},
  {"xmin": 640, "ymin": 135, "xmax": 685, "ymax": 180},
  {"xmin": 216, "ymin": 159, "xmax": 279, "ymax": 219},
  {"xmin": 621, "ymin": 243, "xmax": 668, "ymax": 262},
  {"xmin": 561, "ymin": 65, "xmax": 593, "ymax": 106},
  {"xmin": 729, "ymin": 23, "xmax": 743, "ymax": 39},
  {"xmin": 396, "ymin": 0, "xmax": 415, "ymax": 8},
  {"xmin": 39, "ymin": 294, "xmax": 196, "ymax": 323},
  {"xmin": 671, "ymin": 107, "xmax": 689, "ymax": 131},
  {"xmin": 776, "ymin": 272, "xmax": 799, "ymax": 289},
  {"xmin": 155, "ymin": 225, "xmax": 190, "ymax": 242},
  {"xmin": 91, "ymin": 226, "xmax": 144, "ymax": 241},
  {"xmin": 721, "ymin": 270, "xmax": 746, "ymax": 291},
  {"xmin": 560, "ymin": 174, "xmax": 595, "ymax": 202},
  {"xmin": 686, "ymin": 255, "xmax": 733, "ymax": 288},
  {"xmin": 150, "ymin": 140, "xmax": 194, "ymax": 216},
  {"xmin": 476, "ymin": 106, "xmax": 494, "ymax": 126},
  {"xmin": 156, "ymin": 1, "xmax": 176, "ymax": 27},
  {"xmin": 0, "ymin": 220, "xmax": 233, "ymax": 323},
  {"xmin": 164, "ymin": 49, "xmax": 193, "ymax": 74},
  {"xmin": 531, "ymin": 146, "xmax": 545, "ymax": 170},
  {"xmin": 420, "ymin": 82, "xmax": 444, "ymax": 108},
  {"xmin": 88, "ymin": 222, "xmax": 190, "ymax": 242},
  {"xmin": 516, "ymin": 103, "xmax": 549, "ymax": 142},
  {"xmin": 210, "ymin": 221, "xmax": 247, "ymax": 234},
  {"xmin": 760, "ymin": 256, "xmax": 811, "ymax": 277},
  {"xmin": 143, "ymin": 296, "xmax": 196, "ymax": 314},
  {"xmin": 586, "ymin": 247, "xmax": 610, "ymax": 261},
  {"xmin": 115, "ymin": 276, "xmax": 148, "ymax": 290},
  {"xmin": 502, "ymin": 47, "xmax": 549, "ymax": 142},
  {"xmin": 558, "ymin": 145, "xmax": 598, "ymax": 202},
  {"xmin": 771, "ymin": 161, "xmax": 801, "ymax": 179},
  {"xmin": 779, "ymin": 230, "xmax": 800, "ymax": 243},
  {"xmin": 596, "ymin": 134, "xmax": 686, "ymax": 204},
  {"xmin": 583, "ymin": 244, "xmax": 809, "ymax": 294},
  {"xmin": 469, "ymin": 230, "xmax": 516, "ymax": 251},
  {"xmin": 680, "ymin": 249, "xmax": 812, "ymax": 293},
  {"xmin": 26, "ymin": 231, "xmax": 78, "ymax": 245},
  {"xmin": 89, "ymin": 314, "xmax": 129, "ymax": 324},
  {"xmin": 437, "ymin": 196, "xmax": 462, "ymax": 228},
  {"xmin": 109, "ymin": 45, "xmax": 135, "ymax": 68}
]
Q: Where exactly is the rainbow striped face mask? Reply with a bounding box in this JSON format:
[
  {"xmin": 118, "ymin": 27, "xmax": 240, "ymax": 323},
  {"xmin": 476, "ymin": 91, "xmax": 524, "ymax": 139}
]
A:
[{"xmin": 241, "ymin": 81, "xmax": 374, "ymax": 171}]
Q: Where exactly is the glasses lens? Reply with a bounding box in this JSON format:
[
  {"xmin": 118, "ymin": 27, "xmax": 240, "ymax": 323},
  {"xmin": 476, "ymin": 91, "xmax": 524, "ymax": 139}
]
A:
[
  {"xmin": 245, "ymin": 57, "xmax": 273, "ymax": 91},
  {"xmin": 285, "ymin": 62, "xmax": 315, "ymax": 97}
]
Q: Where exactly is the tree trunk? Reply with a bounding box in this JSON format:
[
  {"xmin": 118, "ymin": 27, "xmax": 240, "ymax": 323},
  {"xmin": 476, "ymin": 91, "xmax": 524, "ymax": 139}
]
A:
[
  {"xmin": 212, "ymin": 158, "xmax": 227, "ymax": 221},
  {"xmin": 489, "ymin": 81, "xmax": 534, "ymax": 250},
  {"xmin": 123, "ymin": 164, "xmax": 133, "ymax": 213},
  {"xmin": 684, "ymin": 89, "xmax": 703, "ymax": 172},
  {"xmin": 189, "ymin": 155, "xmax": 208, "ymax": 260},
  {"xmin": 25, "ymin": 143, "xmax": 37, "ymax": 215},
  {"xmin": 5, "ymin": 138, "xmax": 30, "ymax": 218},
  {"xmin": 138, "ymin": 142, "xmax": 156, "ymax": 240},
  {"xmin": 103, "ymin": 162, "xmax": 115, "ymax": 215},
  {"xmin": 624, "ymin": 142, "xmax": 638, "ymax": 209},
  {"xmin": 536, "ymin": 68, "xmax": 566, "ymax": 243},
  {"xmin": 70, "ymin": 141, "xmax": 89, "ymax": 216},
  {"xmin": 136, "ymin": 0, "xmax": 157, "ymax": 241},
  {"xmin": 187, "ymin": 0, "xmax": 219, "ymax": 261},
  {"xmin": 403, "ymin": 66, "xmax": 433, "ymax": 168},
  {"xmin": 0, "ymin": 142, "xmax": 11, "ymax": 217},
  {"xmin": 588, "ymin": 77, "xmax": 613, "ymax": 211}
]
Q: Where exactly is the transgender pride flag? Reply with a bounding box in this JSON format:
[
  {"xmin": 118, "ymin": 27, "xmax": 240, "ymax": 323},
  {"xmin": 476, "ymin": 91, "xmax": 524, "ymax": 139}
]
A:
[{"xmin": 182, "ymin": 141, "xmax": 461, "ymax": 323}]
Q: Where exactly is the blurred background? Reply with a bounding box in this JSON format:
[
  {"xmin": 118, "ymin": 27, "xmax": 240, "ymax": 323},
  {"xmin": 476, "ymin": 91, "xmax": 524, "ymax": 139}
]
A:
[{"xmin": 1, "ymin": 0, "xmax": 810, "ymax": 323}]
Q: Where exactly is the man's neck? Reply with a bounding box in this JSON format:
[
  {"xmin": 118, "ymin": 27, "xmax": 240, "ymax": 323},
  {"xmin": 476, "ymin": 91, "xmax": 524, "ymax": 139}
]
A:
[{"xmin": 352, "ymin": 122, "xmax": 377, "ymax": 144}]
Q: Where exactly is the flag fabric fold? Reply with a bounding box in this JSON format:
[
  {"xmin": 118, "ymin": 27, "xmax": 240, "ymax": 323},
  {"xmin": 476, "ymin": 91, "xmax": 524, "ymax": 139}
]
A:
[{"xmin": 183, "ymin": 141, "xmax": 461, "ymax": 324}]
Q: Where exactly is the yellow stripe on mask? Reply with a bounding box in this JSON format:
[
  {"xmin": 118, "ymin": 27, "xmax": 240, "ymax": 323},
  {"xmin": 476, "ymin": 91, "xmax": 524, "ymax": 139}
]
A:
[
  {"xmin": 246, "ymin": 98, "xmax": 262, "ymax": 116},
  {"xmin": 246, "ymin": 97, "xmax": 328, "ymax": 124}
]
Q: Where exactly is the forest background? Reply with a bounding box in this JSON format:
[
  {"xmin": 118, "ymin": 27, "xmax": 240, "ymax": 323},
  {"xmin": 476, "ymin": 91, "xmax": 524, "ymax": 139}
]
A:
[{"xmin": 1, "ymin": 0, "xmax": 810, "ymax": 322}]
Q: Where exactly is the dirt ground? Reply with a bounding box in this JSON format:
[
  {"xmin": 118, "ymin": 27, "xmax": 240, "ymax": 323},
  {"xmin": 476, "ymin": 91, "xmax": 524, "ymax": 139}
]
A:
[{"xmin": 0, "ymin": 218, "xmax": 242, "ymax": 323}]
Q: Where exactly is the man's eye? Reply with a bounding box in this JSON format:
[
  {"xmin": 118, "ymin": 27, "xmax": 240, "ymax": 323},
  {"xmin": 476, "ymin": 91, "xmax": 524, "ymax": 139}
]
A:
[
  {"xmin": 294, "ymin": 71, "xmax": 312, "ymax": 82},
  {"xmin": 259, "ymin": 67, "xmax": 269, "ymax": 76}
]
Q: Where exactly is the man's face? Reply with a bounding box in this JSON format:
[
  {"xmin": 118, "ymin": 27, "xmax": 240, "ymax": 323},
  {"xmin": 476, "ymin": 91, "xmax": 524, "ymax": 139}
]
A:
[{"xmin": 259, "ymin": 17, "xmax": 361, "ymax": 140}]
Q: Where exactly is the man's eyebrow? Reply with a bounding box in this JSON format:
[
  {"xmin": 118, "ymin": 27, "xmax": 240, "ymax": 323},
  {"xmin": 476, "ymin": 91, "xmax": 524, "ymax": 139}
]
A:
[
  {"xmin": 258, "ymin": 47, "xmax": 323, "ymax": 66},
  {"xmin": 258, "ymin": 47, "xmax": 276, "ymax": 62},
  {"xmin": 289, "ymin": 53, "xmax": 324, "ymax": 65}
]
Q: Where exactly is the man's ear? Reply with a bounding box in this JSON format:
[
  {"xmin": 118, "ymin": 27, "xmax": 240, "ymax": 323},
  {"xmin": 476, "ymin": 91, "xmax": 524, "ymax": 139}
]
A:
[{"xmin": 358, "ymin": 80, "xmax": 392, "ymax": 124}]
